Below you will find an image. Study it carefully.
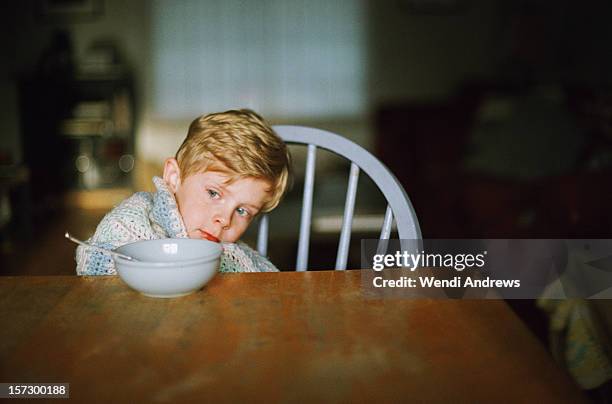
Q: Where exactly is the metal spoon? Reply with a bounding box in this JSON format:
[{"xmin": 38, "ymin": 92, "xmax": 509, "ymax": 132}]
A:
[{"xmin": 64, "ymin": 232, "xmax": 137, "ymax": 261}]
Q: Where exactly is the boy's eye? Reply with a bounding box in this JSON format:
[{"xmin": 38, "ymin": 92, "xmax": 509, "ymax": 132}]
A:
[
  {"xmin": 207, "ymin": 189, "xmax": 220, "ymax": 199},
  {"xmin": 236, "ymin": 207, "xmax": 249, "ymax": 217}
]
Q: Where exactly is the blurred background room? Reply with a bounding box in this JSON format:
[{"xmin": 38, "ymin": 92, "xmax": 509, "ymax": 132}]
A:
[
  {"xmin": 1, "ymin": 0, "xmax": 612, "ymax": 383},
  {"xmin": 2, "ymin": 0, "xmax": 612, "ymax": 265},
  {"xmin": 2, "ymin": 0, "xmax": 612, "ymax": 267}
]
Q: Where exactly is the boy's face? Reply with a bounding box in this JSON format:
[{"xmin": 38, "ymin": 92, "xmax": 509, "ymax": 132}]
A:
[{"xmin": 164, "ymin": 159, "xmax": 271, "ymax": 243}]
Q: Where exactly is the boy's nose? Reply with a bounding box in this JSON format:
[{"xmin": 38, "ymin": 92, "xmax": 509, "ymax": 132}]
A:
[{"xmin": 213, "ymin": 208, "xmax": 232, "ymax": 229}]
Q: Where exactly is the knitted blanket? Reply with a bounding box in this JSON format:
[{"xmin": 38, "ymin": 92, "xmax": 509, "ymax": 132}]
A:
[{"xmin": 75, "ymin": 177, "xmax": 278, "ymax": 275}]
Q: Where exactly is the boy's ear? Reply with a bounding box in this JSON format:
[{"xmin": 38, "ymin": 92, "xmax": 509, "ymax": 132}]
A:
[{"xmin": 163, "ymin": 158, "xmax": 181, "ymax": 193}]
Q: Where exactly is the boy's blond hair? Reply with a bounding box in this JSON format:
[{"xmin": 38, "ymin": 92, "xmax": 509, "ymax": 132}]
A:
[{"xmin": 175, "ymin": 109, "xmax": 291, "ymax": 212}]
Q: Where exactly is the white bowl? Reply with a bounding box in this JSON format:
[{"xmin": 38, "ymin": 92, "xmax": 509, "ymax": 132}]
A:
[{"xmin": 114, "ymin": 238, "xmax": 222, "ymax": 298}]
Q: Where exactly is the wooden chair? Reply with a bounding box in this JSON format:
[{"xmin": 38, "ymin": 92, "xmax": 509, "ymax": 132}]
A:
[{"xmin": 257, "ymin": 125, "xmax": 421, "ymax": 271}]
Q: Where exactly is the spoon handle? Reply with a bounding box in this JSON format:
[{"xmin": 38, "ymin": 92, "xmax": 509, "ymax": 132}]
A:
[{"xmin": 64, "ymin": 232, "xmax": 135, "ymax": 261}]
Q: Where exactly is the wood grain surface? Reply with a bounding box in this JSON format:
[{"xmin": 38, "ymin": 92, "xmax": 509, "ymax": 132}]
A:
[{"xmin": 0, "ymin": 271, "xmax": 586, "ymax": 403}]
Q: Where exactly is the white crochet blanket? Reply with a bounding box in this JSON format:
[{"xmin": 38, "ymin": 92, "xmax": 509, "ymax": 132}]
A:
[{"xmin": 75, "ymin": 177, "xmax": 278, "ymax": 275}]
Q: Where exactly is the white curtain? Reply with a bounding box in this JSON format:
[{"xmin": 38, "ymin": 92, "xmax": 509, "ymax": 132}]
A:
[{"xmin": 152, "ymin": 0, "xmax": 365, "ymax": 119}]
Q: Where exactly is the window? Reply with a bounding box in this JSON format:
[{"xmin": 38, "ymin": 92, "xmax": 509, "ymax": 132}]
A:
[{"xmin": 152, "ymin": 0, "xmax": 365, "ymax": 119}]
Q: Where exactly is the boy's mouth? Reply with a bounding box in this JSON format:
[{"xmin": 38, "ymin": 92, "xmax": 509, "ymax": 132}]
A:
[{"xmin": 197, "ymin": 229, "xmax": 220, "ymax": 243}]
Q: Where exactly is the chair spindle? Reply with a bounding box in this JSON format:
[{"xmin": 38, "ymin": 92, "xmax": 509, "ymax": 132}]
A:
[
  {"xmin": 335, "ymin": 162, "xmax": 360, "ymax": 270},
  {"xmin": 296, "ymin": 144, "xmax": 317, "ymax": 271}
]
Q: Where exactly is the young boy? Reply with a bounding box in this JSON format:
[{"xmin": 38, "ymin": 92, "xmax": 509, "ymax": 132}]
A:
[{"xmin": 76, "ymin": 109, "xmax": 291, "ymax": 275}]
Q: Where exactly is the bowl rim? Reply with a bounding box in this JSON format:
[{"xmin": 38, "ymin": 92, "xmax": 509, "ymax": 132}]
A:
[
  {"xmin": 114, "ymin": 238, "xmax": 222, "ymax": 268},
  {"xmin": 115, "ymin": 254, "xmax": 220, "ymax": 268}
]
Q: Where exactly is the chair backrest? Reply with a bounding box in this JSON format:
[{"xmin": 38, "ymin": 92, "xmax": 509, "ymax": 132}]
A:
[{"xmin": 257, "ymin": 125, "xmax": 421, "ymax": 271}]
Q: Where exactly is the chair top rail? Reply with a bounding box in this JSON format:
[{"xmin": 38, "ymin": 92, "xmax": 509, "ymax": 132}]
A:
[{"xmin": 274, "ymin": 125, "xmax": 421, "ymax": 240}]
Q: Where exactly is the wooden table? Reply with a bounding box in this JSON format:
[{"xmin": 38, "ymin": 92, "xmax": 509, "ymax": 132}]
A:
[{"xmin": 0, "ymin": 271, "xmax": 585, "ymax": 403}]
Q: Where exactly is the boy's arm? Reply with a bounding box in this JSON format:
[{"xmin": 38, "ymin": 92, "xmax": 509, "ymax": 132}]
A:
[
  {"xmin": 76, "ymin": 215, "xmax": 142, "ymax": 275},
  {"xmin": 76, "ymin": 240, "xmax": 119, "ymax": 276},
  {"xmin": 220, "ymin": 242, "xmax": 280, "ymax": 272},
  {"xmin": 76, "ymin": 193, "xmax": 155, "ymax": 275}
]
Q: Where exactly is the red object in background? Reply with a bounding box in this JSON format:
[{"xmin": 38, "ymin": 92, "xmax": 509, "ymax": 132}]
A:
[
  {"xmin": 461, "ymin": 176, "xmax": 537, "ymax": 237},
  {"xmin": 375, "ymin": 91, "xmax": 479, "ymax": 238}
]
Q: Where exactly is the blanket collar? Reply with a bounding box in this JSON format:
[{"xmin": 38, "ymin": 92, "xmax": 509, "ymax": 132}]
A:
[{"xmin": 150, "ymin": 176, "xmax": 188, "ymax": 238}]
